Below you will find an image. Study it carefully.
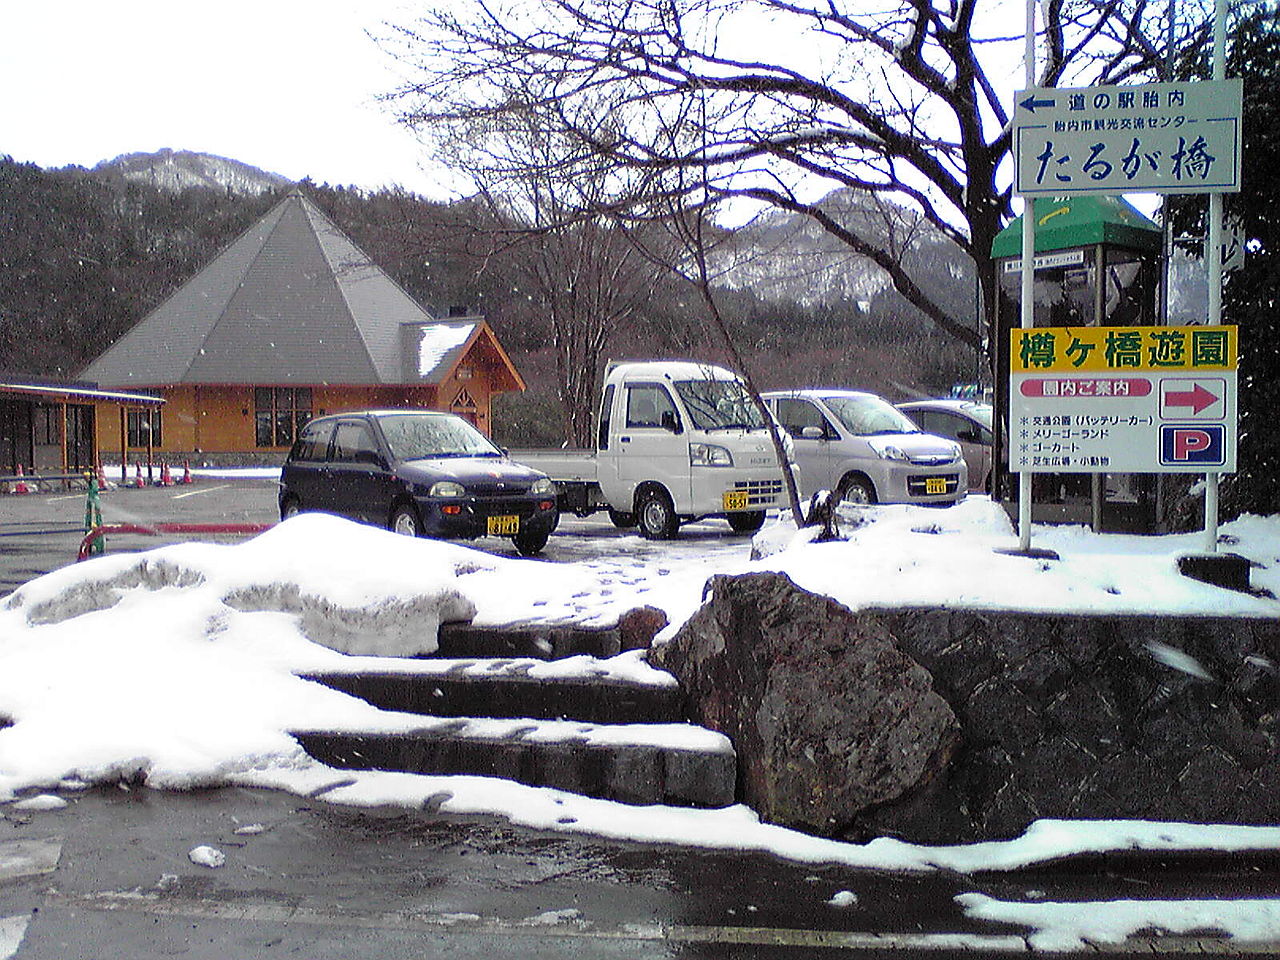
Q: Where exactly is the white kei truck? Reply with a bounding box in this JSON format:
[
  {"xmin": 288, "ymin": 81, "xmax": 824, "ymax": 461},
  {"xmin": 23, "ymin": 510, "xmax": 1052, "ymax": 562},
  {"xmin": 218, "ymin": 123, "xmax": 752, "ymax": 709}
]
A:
[{"xmin": 512, "ymin": 361, "xmax": 790, "ymax": 539}]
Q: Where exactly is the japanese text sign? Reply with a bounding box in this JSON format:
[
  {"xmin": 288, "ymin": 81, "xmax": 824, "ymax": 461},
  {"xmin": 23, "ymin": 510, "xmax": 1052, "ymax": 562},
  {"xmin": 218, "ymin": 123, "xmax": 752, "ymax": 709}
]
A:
[
  {"xmin": 1010, "ymin": 326, "xmax": 1237, "ymax": 473},
  {"xmin": 1014, "ymin": 79, "xmax": 1242, "ymax": 196}
]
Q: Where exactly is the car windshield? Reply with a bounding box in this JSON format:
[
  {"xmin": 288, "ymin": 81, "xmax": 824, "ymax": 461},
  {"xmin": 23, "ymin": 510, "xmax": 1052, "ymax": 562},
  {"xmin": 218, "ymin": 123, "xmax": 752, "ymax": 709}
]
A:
[
  {"xmin": 378, "ymin": 413, "xmax": 501, "ymax": 460},
  {"xmin": 673, "ymin": 378, "xmax": 767, "ymax": 430},
  {"xmin": 824, "ymin": 395, "xmax": 920, "ymax": 436}
]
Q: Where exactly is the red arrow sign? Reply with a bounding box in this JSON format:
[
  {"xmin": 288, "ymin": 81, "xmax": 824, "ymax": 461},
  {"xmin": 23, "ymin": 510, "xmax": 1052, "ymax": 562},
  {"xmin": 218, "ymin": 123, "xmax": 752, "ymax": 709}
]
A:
[{"xmin": 1165, "ymin": 383, "xmax": 1220, "ymax": 415}]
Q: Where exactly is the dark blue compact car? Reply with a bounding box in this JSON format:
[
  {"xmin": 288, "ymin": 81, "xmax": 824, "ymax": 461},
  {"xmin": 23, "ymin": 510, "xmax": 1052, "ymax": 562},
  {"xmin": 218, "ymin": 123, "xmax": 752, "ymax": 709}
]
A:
[{"xmin": 279, "ymin": 410, "xmax": 559, "ymax": 555}]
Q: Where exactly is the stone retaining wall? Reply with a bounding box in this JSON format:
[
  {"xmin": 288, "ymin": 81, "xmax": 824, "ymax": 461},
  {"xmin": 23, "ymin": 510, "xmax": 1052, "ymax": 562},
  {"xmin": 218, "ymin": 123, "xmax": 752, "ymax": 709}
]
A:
[{"xmin": 651, "ymin": 572, "xmax": 1280, "ymax": 844}]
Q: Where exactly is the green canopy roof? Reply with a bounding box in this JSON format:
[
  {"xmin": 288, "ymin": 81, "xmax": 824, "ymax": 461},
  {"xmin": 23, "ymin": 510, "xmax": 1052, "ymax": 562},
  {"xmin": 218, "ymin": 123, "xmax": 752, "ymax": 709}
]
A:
[{"xmin": 990, "ymin": 195, "xmax": 1163, "ymax": 259}]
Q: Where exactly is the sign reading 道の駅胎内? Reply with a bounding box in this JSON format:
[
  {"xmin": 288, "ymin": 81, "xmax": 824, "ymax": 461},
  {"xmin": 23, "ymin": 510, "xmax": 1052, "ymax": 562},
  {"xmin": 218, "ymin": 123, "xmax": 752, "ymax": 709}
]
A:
[{"xmin": 1013, "ymin": 79, "xmax": 1243, "ymax": 197}]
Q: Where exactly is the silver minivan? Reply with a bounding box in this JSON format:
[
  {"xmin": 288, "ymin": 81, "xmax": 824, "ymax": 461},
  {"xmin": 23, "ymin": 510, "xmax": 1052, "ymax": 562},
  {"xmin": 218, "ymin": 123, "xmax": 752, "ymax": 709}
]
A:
[{"xmin": 762, "ymin": 389, "xmax": 966, "ymax": 505}]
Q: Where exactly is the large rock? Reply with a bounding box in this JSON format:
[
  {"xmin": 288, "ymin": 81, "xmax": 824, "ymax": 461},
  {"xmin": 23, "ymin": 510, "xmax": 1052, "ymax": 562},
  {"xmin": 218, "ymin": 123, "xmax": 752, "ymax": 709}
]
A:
[{"xmin": 649, "ymin": 572, "xmax": 959, "ymax": 836}]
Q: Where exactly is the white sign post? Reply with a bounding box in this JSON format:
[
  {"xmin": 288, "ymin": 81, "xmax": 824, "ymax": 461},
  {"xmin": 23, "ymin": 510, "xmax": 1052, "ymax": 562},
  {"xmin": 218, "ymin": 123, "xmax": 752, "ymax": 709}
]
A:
[{"xmin": 1009, "ymin": 0, "xmax": 1239, "ymax": 560}]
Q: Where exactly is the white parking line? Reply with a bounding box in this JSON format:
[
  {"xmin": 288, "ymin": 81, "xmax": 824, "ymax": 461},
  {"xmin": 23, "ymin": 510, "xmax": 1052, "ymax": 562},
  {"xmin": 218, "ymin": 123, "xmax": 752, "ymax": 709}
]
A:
[
  {"xmin": 0, "ymin": 838, "xmax": 63, "ymax": 881},
  {"xmin": 171, "ymin": 484, "xmax": 230, "ymax": 500},
  {"xmin": 0, "ymin": 915, "xmax": 31, "ymax": 960}
]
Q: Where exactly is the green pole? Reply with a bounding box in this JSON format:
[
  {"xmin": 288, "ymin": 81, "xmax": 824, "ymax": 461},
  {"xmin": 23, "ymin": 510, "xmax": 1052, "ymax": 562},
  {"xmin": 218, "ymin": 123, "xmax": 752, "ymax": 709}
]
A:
[{"xmin": 83, "ymin": 475, "xmax": 104, "ymax": 556}]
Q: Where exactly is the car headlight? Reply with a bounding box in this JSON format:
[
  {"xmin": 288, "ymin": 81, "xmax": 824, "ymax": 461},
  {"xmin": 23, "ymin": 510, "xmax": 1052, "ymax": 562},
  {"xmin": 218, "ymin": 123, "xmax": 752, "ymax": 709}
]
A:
[
  {"xmin": 877, "ymin": 444, "xmax": 909, "ymax": 461},
  {"xmin": 428, "ymin": 480, "xmax": 466, "ymax": 497},
  {"xmin": 689, "ymin": 442, "xmax": 734, "ymax": 467},
  {"xmin": 530, "ymin": 477, "xmax": 555, "ymax": 495}
]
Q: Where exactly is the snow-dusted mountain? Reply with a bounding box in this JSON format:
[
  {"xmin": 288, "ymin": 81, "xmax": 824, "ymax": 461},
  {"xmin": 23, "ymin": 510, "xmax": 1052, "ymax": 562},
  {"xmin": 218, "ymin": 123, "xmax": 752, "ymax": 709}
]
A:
[
  {"xmin": 715, "ymin": 189, "xmax": 976, "ymax": 321},
  {"xmin": 94, "ymin": 148, "xmax": 291, "ymax": 196}
]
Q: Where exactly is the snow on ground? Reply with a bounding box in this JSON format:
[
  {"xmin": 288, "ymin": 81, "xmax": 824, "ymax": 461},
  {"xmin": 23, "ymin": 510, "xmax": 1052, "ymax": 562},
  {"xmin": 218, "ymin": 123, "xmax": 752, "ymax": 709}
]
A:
[{"xmin": 2, "ymin": 499, "xmax": 1280, "ymax": 948}]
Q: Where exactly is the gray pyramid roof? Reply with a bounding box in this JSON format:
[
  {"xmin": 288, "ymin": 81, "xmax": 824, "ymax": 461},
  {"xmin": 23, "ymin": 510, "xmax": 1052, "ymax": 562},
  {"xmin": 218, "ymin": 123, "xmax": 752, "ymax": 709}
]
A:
[{"xmin": 80, "ymin": 191, "xmax": 445, "ymax": 386}]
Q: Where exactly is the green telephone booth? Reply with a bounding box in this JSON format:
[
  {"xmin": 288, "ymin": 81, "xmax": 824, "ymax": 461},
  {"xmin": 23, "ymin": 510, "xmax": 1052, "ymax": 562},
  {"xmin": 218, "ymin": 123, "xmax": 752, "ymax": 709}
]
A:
[{"xmin": 990, "ymin": 196, "xmax": 1165, "ymax": 531}]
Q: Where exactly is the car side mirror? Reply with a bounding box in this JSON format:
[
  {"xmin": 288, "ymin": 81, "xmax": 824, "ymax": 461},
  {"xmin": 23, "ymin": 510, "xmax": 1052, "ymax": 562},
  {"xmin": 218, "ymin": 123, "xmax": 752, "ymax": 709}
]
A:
[
  {"xmin": 956, "ymin": 428, "xmax": 979, "ymax": 444},
  {"xmin": 801, "ymin": 426, "xmax": 825, "ymax": 440},
  {"xmin": 660, "ymin": 410, "xmax": 683, "ymax": 434}
]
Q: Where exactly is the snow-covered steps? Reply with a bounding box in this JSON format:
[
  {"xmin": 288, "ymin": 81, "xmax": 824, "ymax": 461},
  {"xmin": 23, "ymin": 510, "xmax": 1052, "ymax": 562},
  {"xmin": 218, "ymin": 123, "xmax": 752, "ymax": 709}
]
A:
[
  {"xmin": 436, "ymin": 621, "xmax": 622, "ymax": 660},
  {"xmin": 291, "ymin": 717, "xmax": 736, "ymax": 807},
  {"xmin": 292, "ymin": 653, "xmax": 737, "ymax": 807},
  {"xmin": 301, "ymin": 654, "xmax": 683, "ymax": 724}
]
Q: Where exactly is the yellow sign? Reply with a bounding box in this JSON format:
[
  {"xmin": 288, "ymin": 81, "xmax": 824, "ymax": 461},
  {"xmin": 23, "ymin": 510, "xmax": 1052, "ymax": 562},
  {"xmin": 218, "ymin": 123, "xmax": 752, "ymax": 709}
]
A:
[{"xmin": 1011, "ymin": 325, "xmax": 1237, "ymax": 374}]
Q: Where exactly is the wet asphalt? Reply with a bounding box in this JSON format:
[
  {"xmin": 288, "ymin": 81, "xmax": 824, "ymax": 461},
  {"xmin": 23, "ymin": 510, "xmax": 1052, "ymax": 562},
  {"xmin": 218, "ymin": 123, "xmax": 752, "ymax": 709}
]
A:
[
  {"xmin": 2, "ymin": 479, "xmax": 1280, "ymax": 957},
  {"xmin": 4, "ymin": 785, "xmax": 1280, "ymax": 959}
]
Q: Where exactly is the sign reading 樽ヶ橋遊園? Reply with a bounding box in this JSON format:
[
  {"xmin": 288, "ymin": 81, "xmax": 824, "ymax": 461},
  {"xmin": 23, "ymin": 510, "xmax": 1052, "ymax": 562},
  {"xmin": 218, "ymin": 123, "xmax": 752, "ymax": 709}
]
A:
[
  {"xmin": 1010, "ymin": 325, "xmax": 1237, "ymax": 473},
  {"xmin": 1014, "ymin": 79, "xmax": 1243, "ymax": 196}
]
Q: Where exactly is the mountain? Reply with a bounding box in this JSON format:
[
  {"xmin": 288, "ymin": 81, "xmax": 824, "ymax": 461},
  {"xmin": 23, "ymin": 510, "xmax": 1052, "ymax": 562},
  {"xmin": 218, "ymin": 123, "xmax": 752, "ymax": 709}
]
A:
[
  {"xmin": 716, "ymin": 189, "xmax": 977, "ymax": 327},
  {"xmin": 93, "ymin": 148, "xmax": 291, "ymax": 196}
]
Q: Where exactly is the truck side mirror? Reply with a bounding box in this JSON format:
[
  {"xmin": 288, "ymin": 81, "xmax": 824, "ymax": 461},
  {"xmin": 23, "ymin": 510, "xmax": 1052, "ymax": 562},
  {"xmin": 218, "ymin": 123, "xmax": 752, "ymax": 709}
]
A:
[
  {"xmin": 660, "ymin": 410, "xmax": 683, "ymax": 434},
  {"xmin": 801, "ymin": 426, "xmax": 825, "ymax": 440}
]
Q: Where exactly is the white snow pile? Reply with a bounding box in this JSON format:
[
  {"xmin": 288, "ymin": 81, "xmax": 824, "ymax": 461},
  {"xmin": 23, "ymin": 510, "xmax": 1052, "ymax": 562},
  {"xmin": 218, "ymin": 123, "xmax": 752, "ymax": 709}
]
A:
[{"xmin": 0, "ymin": 505, "xmax": 1279, "ymax": 885}]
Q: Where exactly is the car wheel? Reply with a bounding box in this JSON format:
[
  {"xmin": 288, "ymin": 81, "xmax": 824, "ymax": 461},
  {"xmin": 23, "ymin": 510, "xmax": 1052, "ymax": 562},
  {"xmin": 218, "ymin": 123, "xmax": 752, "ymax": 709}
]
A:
[
  {"xmin": 512, "ymin": 526, "xmax": 550, "ymax": 556},
  {"xmin": 726, "ymin": 510, "xmax": 766, "ymax": 534},
  {"xmin": 280, "ymin": 496, "xmax": 301, "ymax": 522},
  {"xmin": 838, "ymin": 474, "xmax": 877, "ymax": 505},
  {"xmin": 608, "ymin": 508, "xmax": 637, "ymax": 529},
  {"xmin": 388, "ymin": 503, "xmax": 421, "ymax": 537},
  {"xmin": 637, "ymin": 488, "xmax": 679, "ymax": 540}
]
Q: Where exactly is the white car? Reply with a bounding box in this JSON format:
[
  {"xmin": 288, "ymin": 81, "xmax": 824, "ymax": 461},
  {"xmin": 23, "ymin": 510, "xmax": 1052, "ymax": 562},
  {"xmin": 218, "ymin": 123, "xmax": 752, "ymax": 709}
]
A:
[
  {"xmin": 762, "ymin": 389, "xmax": 966, "ymax": 505},
  {"xmin": 897, "ymin": 399, "xmax": 994, "ymax": 493}
]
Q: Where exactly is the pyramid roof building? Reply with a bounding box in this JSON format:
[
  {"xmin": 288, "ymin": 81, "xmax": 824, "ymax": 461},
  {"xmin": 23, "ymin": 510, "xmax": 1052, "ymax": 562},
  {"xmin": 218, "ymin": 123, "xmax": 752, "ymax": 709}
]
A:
[{"xmin": 80, "ymin": 190, "xmax": 521, "ymax": 392}]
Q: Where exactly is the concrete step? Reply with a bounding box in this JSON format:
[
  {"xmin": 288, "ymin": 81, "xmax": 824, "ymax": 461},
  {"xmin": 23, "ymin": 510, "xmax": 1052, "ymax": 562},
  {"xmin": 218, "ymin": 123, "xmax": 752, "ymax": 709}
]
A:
[
  {"xmin": 291, "ymin": 720, "xmax": 736, "ymax": 807},
  {"xmin": 303, "ymin": 668, "xmax": 684, "ymax": 725},
  {"xmin": 436, "ymin": 621, "xmax": 621, "ymax": 660},
  {"xmin": 294, "ymin": 654, "xmax": 738, "ymax": 807}
]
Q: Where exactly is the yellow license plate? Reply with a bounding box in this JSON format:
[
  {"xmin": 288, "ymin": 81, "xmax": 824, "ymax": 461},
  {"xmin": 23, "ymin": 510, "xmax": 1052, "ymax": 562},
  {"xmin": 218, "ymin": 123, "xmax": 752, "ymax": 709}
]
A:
[
  {"xmin": 487, "ymin": 514, "xmax": 519, "ymax": 535},
  {"xmin": 925, "ymin": 477, "xmax": 947, "ymax": 495},
  {"xmin": 723, "ymin": 490, "xmax": 749, "ymax": 511}
]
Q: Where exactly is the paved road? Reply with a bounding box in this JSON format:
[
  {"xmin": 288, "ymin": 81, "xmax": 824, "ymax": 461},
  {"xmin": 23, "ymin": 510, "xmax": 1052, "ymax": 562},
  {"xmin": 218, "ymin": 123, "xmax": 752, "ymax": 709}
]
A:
[
  {"xmin": 0, "ymin": 475, "xmax": 749, "ymax": 597},
  {"xmin": 0, "ymin": 477, "xmax": 285, "ymax": 597},
  {"xmin": 3, "ymin": 787, "xmax": 1278, "ymax": 959}
]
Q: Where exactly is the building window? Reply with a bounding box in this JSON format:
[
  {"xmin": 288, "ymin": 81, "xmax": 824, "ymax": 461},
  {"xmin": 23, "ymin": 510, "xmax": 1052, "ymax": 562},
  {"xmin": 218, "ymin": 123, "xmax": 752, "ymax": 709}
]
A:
[
  {"xmin": 127, "ymin": 409, "xmax": 163, "ymax": 447},
  {"xmin": 255, "ymin": 387, "xmax": 312, "ymax": 448},
  {"xmin": 33, "ymin": 406, "xmax": 60, "ymax": 445}
]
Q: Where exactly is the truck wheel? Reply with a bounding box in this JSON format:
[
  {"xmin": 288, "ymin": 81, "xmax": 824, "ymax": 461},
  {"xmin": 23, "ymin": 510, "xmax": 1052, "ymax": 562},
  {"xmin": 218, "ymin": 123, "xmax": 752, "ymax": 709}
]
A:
[
  {"xmin": 727, "ymin": 510, "xmax": 766, "ymax": 534},
  {"xmin": 637, "ymin": 489, "xmax": 679, "ymax": 540},
  {"xmin": 838, "ymin": 474, "xmax": 877, "ymax": 505},
  {"xmin": 388, "ymin": 503, "xmax": 421, "ymax": 537},
  {"xmin": 512, "ymin": 526, "xmax": 549, "ymax": 556},
  {"xmin": 608, "ymin": 508, "xmax": 637, "ymax": 528},
  {"xmin": 280, "ymin": 496, "xmax": 301, "ymax": 522}
]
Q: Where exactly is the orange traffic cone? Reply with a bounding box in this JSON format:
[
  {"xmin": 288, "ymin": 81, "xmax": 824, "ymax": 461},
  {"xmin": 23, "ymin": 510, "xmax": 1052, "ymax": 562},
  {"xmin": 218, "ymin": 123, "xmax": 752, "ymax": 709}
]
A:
[
  {"xmin": 96, "ymin": 460, "xmax": 109, "ymax": 490},
  {"xmin": 159, "ymin": 462, "xmax": 173, "ymax": 487},
  {"xmin": 12, "ymin": 464, "xmax": 31, "ymax": 495},
  {"xmin": 181, "ymin": 460, "xmax": 193, "ymax": 484},
  {"xmin": 133, "ymin": 462, "xmax": 144, "ymax": 489}
]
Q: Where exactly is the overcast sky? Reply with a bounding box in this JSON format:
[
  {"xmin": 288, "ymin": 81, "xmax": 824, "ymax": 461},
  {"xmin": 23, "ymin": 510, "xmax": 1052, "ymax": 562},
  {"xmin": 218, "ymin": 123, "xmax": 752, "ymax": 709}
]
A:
[{"xmin": 1, "ymin": 1, "xmax": 453, "ymax": 196}]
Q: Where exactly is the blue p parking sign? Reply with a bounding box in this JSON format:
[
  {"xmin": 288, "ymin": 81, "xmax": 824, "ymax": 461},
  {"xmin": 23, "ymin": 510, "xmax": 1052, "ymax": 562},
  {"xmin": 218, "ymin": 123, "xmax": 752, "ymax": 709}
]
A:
[{"xmin": 1160, "ymin": 424, "xmax": 1226, "ymax": 466}]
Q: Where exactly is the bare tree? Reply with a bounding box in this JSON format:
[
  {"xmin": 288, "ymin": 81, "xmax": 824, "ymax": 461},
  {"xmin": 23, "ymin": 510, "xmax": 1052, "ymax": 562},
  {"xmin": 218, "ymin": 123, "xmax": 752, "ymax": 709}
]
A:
[
  {"xmin": 418, "ymin": 87, "xmax": 675, "ymax": 446},
  {"xmin": 381, "ymin": 0, "xmax": 1198, "ymax": 368}
]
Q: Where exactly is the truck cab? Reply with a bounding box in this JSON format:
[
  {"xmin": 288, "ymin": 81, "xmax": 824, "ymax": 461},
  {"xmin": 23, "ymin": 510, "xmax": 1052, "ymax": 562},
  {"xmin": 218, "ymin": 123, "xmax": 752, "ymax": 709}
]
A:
[{"xmin": 596, "ymin": 361, "xmax": 787, "ymax": 538}]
